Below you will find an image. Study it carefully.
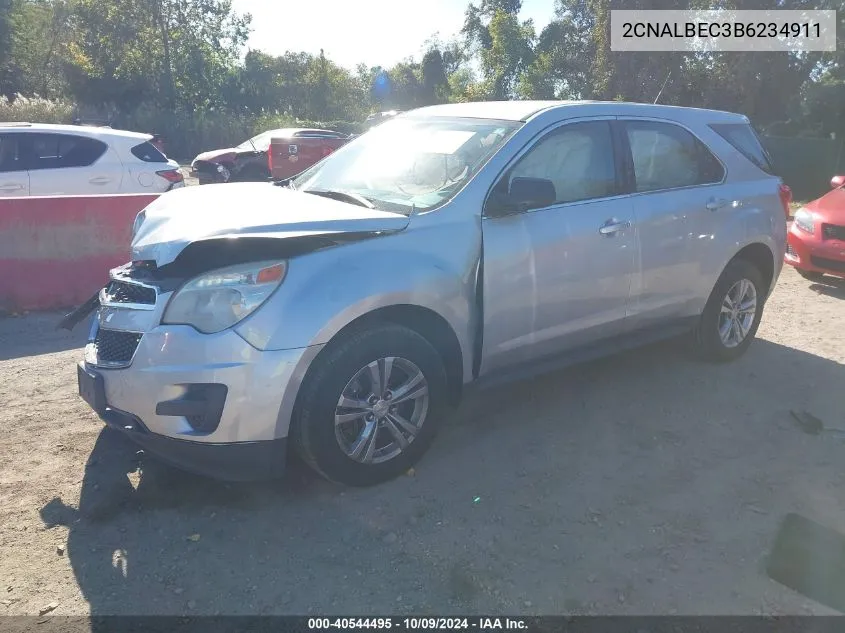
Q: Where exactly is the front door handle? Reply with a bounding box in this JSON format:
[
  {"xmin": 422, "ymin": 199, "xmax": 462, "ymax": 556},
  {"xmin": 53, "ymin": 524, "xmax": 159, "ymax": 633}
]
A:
[
  {"xmin": 0, "ymin": 183, "xmax": 23, "ymax": 192},
  {"xmin": 599, "ymin": 218, "xmax": 631, "ymax": 236}
]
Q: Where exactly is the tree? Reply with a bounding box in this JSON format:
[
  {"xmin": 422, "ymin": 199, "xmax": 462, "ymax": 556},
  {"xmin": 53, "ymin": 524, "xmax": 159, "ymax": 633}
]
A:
[
  {"xmin": 0, "ymin": 0, "xmax": 16, "ymax": 96},
  {"xmin": 520, "ymin": 6, "xmax": 594, "ymax": 99},
  {"xmin": 64, "ymin": 0, "xmax": 250, "ymax": 111},
  {"xmin": 420, "ymin": 48, "xmax": 449, "ymax": 104},
  {"xmin": 462, "ymin": 0, "xmax": 535, "ymax": 100}
]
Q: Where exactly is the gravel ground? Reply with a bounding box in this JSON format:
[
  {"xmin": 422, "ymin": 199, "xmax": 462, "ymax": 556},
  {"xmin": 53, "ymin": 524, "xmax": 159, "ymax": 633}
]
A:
[{"xmin": 1, "ymin": 266, "xmax": 845, "ymax": 617}]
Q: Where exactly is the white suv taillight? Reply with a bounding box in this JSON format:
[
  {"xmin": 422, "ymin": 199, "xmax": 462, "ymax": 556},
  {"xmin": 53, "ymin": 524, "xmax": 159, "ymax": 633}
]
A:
[{"xmin": 156, "ymin": 169, "xmax": 184, "ymax": 185}]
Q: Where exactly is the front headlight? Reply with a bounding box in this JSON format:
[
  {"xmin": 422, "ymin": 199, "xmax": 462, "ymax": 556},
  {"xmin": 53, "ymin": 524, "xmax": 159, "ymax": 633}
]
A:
[
  {"xmin": 794, "ymin": 208, "xmax": 814, "ymax": 234},
  {"xmin": 132, "ymin": 210, "xmax": 146, "ymax": 239},
  {"xmin": 162, "ymin": 260, "xmax": 287, "ymax": 334}
]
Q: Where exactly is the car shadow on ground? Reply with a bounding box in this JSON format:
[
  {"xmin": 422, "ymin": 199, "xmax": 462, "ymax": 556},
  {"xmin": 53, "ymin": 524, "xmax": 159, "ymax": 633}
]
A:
[
  {"xmin": 0, "ymin": 311, "xmax": 87, "ymax": 361},
  {"xmin": 39, "ymin": 337, "xmax": 845, "ymax": 618},
  {"xmin": 808, "ymin": 277, "xmax": 845, "ymax": 300}
]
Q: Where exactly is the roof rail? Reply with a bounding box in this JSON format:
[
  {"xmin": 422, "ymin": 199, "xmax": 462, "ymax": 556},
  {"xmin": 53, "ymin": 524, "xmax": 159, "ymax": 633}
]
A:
[{"xmin": 0, "ymin": 122, "xmax": 33, "ymax": 127}]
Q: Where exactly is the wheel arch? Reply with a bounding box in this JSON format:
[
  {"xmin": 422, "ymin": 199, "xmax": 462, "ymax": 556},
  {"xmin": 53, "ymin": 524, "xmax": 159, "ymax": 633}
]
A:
[
  {"xmin": 295, "ymin": 304, "xmax": 465, "ymax": 412},
  {"xmin": 728, "ymin": 242, "xmax": 776, "ymax": 297}
]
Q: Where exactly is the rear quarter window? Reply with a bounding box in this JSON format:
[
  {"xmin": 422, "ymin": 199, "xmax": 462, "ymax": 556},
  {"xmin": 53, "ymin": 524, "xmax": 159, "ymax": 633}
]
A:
[
  {"xmin": 709, "ymin": 123, "xmax": 774, "ymax": 175},
  {"xmin": 130, "ymin": 141, "xmax": 168, "ymax": 163}
]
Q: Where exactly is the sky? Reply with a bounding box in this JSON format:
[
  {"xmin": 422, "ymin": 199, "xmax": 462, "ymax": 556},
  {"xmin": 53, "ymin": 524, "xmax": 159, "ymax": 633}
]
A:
[{"xmin": 231, "ymin": 0, "xmax": 556, "ymax": 70}]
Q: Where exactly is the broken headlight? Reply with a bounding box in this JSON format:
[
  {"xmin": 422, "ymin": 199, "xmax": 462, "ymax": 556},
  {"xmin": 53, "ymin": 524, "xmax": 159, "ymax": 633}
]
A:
[{"xmin": 162, "ymin": 260, "xmax": 287, "ymax": 333}]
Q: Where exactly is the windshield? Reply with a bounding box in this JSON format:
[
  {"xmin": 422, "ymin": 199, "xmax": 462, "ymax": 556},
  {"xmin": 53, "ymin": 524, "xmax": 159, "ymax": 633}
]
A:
[
  {"xmin": 236, "ymin": 129, "xmax": 291, "ymax": 152},
  {"xmin": 291, "ymin": 117, "xmax": 520, "ymax": 214}
]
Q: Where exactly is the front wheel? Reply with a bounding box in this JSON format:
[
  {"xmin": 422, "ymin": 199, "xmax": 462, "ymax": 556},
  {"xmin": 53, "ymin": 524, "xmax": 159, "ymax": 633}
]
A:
[
  {"xmin": 693, "ymin": 259, "xmax": 765, "ymax": 362},
  {"xmin": 291, "ymin": 324, "xmax": 448, "ymax": 486}
]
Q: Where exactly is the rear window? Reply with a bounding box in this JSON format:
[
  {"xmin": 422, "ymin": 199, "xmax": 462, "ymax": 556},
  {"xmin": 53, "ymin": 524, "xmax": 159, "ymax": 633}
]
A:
[
  {"xmin": 131, "ymin": 141, "xmax": 168, "ymax": 163},
  {"xmin": 709, "ymin": 123, "xmax": 774, "ymax": 175},
  {"xmin": 28, "ymin": 134, "xmax": 108, "ymax": 170}
]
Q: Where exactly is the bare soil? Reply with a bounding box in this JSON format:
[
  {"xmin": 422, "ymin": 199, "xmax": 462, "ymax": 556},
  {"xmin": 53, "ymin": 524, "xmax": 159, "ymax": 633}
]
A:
[{"xmin": 2, "ymin": 267, "xmax": 845, "ymax": 617}]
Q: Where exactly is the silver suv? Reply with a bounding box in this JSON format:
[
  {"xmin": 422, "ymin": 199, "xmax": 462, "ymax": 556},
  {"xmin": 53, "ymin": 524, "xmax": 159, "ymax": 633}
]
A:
[{"xmin": 72, "ymin": 101, "xmax": 788, "ymax": 486}]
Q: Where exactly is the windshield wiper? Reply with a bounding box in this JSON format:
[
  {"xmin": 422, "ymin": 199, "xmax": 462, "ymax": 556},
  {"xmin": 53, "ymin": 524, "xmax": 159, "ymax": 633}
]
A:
[{"xmin": 305, "ymin": 189, "xmax": 375, "ymax": 209}]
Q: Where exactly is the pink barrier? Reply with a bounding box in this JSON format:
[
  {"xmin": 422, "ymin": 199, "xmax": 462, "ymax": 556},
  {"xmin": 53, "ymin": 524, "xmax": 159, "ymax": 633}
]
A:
[{"xmin": 0, "ymin": 194, "xmax": 159, "ymax": 312}]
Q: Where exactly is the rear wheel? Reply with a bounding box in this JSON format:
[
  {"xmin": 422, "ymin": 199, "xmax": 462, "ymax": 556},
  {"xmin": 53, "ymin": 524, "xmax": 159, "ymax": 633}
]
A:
[
  {"xmin": 796, "ymin": 268, "xmax": 825, "ymax": 282},
  {"xmin": 693, "ymin": 259, "xmax": 765, "ymax": 362},
  {"xmin": 291, "ymin": 324, "xmax": 448, "ymax": 486}
]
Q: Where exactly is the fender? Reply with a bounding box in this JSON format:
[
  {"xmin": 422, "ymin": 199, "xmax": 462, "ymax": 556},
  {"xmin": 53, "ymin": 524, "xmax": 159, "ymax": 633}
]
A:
[{"xmin": 235, "ymin": 222, "xmax": 482, "ymax": 386}]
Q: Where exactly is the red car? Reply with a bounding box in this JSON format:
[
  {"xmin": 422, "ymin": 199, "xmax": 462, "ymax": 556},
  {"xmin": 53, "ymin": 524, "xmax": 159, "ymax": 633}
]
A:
[
  {"xmin": 268, "ymin": 129, "xmax": 350, "ymax": 182},
  {"xmin": 786, "ymin": 175, "xmax": 845, "ymax": 281}
]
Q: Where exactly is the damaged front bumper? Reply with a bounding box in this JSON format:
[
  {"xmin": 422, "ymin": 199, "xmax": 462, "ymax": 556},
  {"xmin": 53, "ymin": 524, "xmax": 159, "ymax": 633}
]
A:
[
  {"xmin": 191, "ymin": 160, "xmax": 231, "ymax": 184},
  {"xmin": 78, "ymin": 362, "xmax": 288, "ymax": 481},
  {"xmin": 69, "ymin": 265, "xmax": 315, "ymax": 481}
]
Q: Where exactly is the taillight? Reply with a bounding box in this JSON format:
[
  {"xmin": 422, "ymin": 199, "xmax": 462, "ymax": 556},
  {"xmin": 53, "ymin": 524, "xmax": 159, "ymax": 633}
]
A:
[
  {"xmin": 268, "ymin": 147, "xmax": 274, "ymax": 174},
  {"xmin": 156, "ymin": 169, "xmax": 184, "ymax": 184},
  {"xmin": 779, "ymin": 183, "xmax": 792, "ymax": 218}
]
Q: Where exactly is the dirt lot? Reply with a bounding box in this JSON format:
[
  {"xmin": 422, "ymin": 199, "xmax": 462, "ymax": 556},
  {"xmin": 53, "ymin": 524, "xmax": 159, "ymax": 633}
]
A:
[{"xmin": 1, "ymin": 267, "xmax": 845, "ymax": 617}]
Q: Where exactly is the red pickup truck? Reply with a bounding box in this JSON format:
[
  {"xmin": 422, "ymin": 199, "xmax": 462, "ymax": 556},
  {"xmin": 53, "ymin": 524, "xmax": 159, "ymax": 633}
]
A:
[{"xmin": 269, "ymin": 129, "xmax": 350, "ymax": 181}]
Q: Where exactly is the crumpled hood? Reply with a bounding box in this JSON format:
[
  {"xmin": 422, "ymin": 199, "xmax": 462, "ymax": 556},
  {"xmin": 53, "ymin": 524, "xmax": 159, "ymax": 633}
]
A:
[
  {"xmin": 192, "ymin": 148, "xmax": 239, "ymax": 165},
  {"xmin": 131, "ymin": 182, "xmax": 410, "ymax": 267}
]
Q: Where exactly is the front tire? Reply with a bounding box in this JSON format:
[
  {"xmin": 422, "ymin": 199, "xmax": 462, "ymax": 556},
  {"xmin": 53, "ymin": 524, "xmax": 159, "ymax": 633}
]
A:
[
  {"xmin": 291, "ymin": 324, "xmax": 448, "ymax": 486},
  {"xmin": 693, "ymin": 259, "xmax": 765, "ymax": 362}
]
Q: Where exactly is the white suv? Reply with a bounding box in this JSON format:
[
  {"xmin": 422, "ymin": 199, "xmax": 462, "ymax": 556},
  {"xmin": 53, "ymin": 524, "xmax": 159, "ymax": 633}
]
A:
[{"xmin": 0, "ymin": 122, "xmax": 184, "ymax": 197}]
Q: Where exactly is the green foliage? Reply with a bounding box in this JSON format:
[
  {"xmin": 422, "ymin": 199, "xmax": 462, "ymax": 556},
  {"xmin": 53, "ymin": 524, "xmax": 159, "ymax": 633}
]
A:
[
  {"xmin": 63, "ymin": 0, "xmax": 250, "ymax": 110},
  {"xmin": 0, "ymin": 93, "xmax": 74, "ymax": 123},
  {"xmin": 462, "ymin": 0, "xmax": 535, "ymax": 100}
]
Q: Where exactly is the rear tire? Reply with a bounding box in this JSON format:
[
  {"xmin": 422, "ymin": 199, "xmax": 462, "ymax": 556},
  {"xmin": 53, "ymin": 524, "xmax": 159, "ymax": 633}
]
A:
[
  {"xmin": 796, "ymin": 268, "xmax": 825, "ymax": 282},
  {"xmin": 291, "ymin": 324, "xmax": 448, "ymax": 487},
  {"xmin": 693, "ymin": 259, "xmax": 765, "ymax": 362}
]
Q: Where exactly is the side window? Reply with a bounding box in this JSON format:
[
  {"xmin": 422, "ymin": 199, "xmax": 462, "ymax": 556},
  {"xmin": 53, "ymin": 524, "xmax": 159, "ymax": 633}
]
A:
[
  {"xmin": 29, "ymin": 134, "xmax": 108, "ymax": 170},
  {"xmin": 0, "ymin": 135, "xmax": 25, "ymax": 172},
  {"xmin": 624, "ymin": 121, "xmax": 724, "ymax": 192},
  {"xmin": 496, "ymin": 121, "xmax": 617, "ymax": 210}
]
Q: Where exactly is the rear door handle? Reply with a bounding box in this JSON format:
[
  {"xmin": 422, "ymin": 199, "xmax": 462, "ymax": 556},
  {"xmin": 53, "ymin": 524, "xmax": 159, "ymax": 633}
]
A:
[
  {"xmin": 599, "ymin": 218, "xmax": 632, "ymax": 236},
  {"xmin": 706, "ymin": 198, "xmax": 738, "ymax": 211},
  {"xmin": 89, "ymin": 177, "xmax": 112, "ymax": 185}
]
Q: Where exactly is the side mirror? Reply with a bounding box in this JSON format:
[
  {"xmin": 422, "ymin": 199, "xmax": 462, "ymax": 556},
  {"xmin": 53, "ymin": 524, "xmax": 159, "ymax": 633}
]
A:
[
  {"xmin": 831, "ymin": 175, "xmax": 845, "ymax": 190},
  {"xmin": 485, "ymin": 177, "xmax": 557, "ymax": 218}
]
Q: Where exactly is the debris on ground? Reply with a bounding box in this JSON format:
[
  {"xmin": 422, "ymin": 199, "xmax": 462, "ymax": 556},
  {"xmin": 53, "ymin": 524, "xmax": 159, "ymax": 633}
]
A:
[{"xmin": 38, "ymin": 602, "xmax": 58, "ymax": 615}]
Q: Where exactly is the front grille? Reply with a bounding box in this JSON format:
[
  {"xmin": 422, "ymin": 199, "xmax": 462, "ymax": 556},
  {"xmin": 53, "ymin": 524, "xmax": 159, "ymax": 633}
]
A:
[
  {"xmin": 103, "ymin": 280, "xmax": 156, "ymax": 306},
  {"xmin": 94, "ymin": 329, "xmax": 142, "ymax": 365},
  {"xmin": 822, "ymin": 224, "xmax": 845, "ymax": 241},
  {"xmin": 810, "ymin": 256, "xmax": 845, "ymax": 273}
]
